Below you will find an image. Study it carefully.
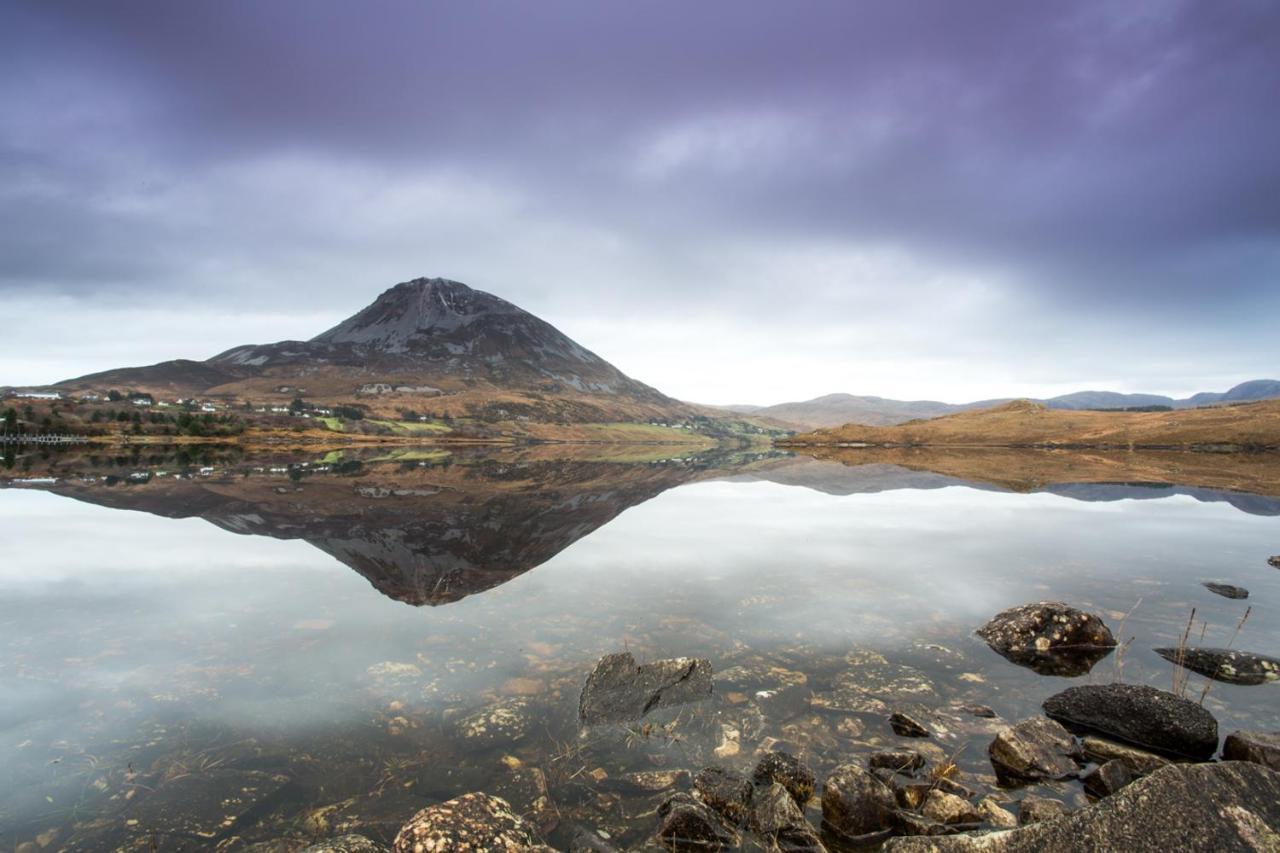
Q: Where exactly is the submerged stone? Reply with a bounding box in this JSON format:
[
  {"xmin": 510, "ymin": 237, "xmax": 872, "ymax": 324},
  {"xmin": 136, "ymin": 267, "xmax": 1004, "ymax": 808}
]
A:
[
  {"xmin": 1201, "ymin": 581, "xmax": 1249, "ymax": 599},
  {"xmin": 301, "ymin": 836, "xmax": 386, "ymax": 853},
  {"xmin": 868, "ymin": 750, "xmax": 926, "ymax": 774},
  {"xmin": 753, "ymin": 750, "xmax": 817, "ymax": 806},
  {"xmin": 123, "ymin": 768, "xmax": 292, "ymax": 841},
  {"xmin": 821, "ymin": 762, "xmax": 897, "ymax": 839},
  {"xmin": 579, "ymin": 652, "xmax": 713, "ymax": 725},
  {"xmin": 976, "ymin": 601, "xmax": 1115, "ymax": 677},
  {"xmin": 1154, "ymin": 646, "xmax": 1280, "ymax": 686},
  {"xmin": 882, "ymin": 762, "xmax": 1280, "ymax": 852},
  {"xmin": 1042, "ymin": 683, "xmax": 1218, "ymax": 760},
  {"xmin": 891, "ymin": 712, "xmax": 931, "ymax": 738},
  {"xmin": 693, "ymin": 767, "xmax": 752, "ymax": 824},
  {"xmin": 453, "ymin": 697, "xmax": 533, "ymax": 749},
  {"xmin": 392, "ymin": 792, "xmax": 542, "ymax": 852}
]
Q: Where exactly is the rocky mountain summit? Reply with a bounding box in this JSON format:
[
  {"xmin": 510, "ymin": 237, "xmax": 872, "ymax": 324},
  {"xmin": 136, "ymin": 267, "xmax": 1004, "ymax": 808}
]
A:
[{"xmin": 53, "ymin": 277, "xmax": 686, "ymax": 423}]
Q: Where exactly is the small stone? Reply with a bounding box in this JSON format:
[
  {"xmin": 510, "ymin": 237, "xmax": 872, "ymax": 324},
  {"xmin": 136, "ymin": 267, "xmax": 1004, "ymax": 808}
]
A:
[
  {"xmin": 579, "ymin": 652, "xmax": 713, "ymax": 725},
  {"xmin": 454, "ymin": 697, "xmax": 532, "ymax": 749},
  {"xmin": 1268, "ymin": 555, "xmax": 1280, "ymax": 569},
  {"xmin": 1018, "ymin": 795, "xmax": 1068, "ymax": 825},
  {"xmin": 752, "ymin": 750, "xmax": 817, "ymax": 805},
  {"xmin": 821, "ymin": 762, "xmax": 897, "ymax": 839},
  {"xmin": 570, "ymin": 827, "xmax": 621, "ymax": 852},
  {"xmin": 976, "ymin": 797, "xmax": 1017, "ymax": 828},
  {"xmin": 988, "ymin": 717, "xmax": 1081, "ymax": 783},
  {"xmin": 959, "ymin": 704, "xmax": 997, "ymax": 719},
  {"xmin": 1081, "ymin": 759, "xmax": 1136, "ymax": 799},
  {"xmin": 921, "ymin": 790, "xmax": 981, "ymax": 825},
  {"xmin": 616, "ymin": 769, "xmax": 691, "ymax": 793},
  {"xmin": 890, "ymin": 712, "xmax": 931, "ymax": 738},
  {"xmin": 1080, "ymin": 736, "xmax": 1169, "ymax": 776},
  {"xmin": 1222, "ymin": 730, "xmax": 1280, "ymax": 770},
  {"xmin": 836, "ymin": 717, "xmax": 865, "ymax": 738},
  {"xmin": 868, "ymin": 750, "xmax": 925, "ymax": 774},
  {"xmin": 693, "ymin": 767, "xmax": 752, "ymax": 824},
  {"xmin": 713, "ymin": 724, "xmax": 741, "ymax": 759}
]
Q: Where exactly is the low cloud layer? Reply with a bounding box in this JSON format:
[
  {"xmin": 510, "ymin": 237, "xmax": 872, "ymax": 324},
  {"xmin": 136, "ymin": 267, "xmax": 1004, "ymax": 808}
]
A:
[{"xmin": 2, "ymin": 1, "xmax": 1277, "ymax": 402}]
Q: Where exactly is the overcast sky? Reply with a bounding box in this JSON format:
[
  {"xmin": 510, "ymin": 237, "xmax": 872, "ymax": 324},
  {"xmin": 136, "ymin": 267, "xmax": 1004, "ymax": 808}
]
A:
[{"xmin": 2, "ymin": 1, "xmax": 1278, "ymax": 404}]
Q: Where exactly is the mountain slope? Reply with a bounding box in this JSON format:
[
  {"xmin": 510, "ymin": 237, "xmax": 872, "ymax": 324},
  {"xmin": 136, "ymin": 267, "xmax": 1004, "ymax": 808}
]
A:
[
  {"xmin": 54, "ymin": 277, "xmax": 687, "ymax": 423},
  {"xmin": 779, "ymin": 398, "xmax": 1280, "ymax": 450},
  {"xmin": 735, "ymin": 380, "xmax": 1280, "ymax": 428}
]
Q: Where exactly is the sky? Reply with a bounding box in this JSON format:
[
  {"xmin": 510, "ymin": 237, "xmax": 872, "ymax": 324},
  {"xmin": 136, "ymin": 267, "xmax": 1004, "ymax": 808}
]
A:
[{"xmin": 2, "ymin": 1, "xmax": 1278, "ymax": 405}]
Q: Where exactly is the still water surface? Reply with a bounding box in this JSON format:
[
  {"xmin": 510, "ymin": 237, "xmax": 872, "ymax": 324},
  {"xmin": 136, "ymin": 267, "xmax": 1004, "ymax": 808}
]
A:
[{"xmin": 1, "ymin": 449, "xmax": 1277, "ymax": 849}]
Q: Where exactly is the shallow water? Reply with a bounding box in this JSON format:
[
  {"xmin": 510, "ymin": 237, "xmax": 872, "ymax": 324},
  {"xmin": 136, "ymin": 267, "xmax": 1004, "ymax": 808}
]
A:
[{"xmin": 1, "ymin": 447, "xmax": 1278, "ymax": 850}]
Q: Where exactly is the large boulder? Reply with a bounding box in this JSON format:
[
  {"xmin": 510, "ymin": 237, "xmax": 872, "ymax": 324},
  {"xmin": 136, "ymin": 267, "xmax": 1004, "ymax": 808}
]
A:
[
  {"xmin": 1223, "ymin": 730, "xmax": 1280, "ymax": 771},
  {"xmin": 392, "ymin": 792, "xmax": 541, "ymax": 852},
  {"xmin": 579, "ymin": 652, "xmax": 713, "ymax": 725},
  {"xmin": 976, "ymin": 602, "xmax": 1115, "ymax": 676},
  {"xmin": 988, "ymin": 717, "xmax": 1082, "ymax": 783},
  {"xmin": 1154, "ymin": 647, "xmax": 1280, "ymax": 686},
  {"xmin": 1042, "ymin": 683, "xmax": 1218, "ymax": 760},
  {"xmin": 882, "ymin": 762, "xmax": 1280, "ymax": 852},
  {"xmin": 820, "ymin": 762, "xmax": 897, "ymax": 840}
]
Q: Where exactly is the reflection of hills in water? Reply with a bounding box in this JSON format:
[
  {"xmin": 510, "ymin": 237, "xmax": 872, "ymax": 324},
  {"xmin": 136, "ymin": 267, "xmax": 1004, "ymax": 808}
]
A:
[{"xmin": 7, "ymin": 445, "xmax": 1279, "ymax": 606}]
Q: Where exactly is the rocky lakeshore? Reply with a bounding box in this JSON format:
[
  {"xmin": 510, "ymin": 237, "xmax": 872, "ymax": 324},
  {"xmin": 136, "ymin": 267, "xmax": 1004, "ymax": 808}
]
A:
[{"xmin": 288, "ymin": 599, "xmax": 1279, "ymax": 852}]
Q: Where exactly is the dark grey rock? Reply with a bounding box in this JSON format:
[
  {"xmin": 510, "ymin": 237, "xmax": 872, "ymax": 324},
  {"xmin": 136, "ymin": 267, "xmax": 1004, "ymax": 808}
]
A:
[
  {"xmin": 1018, "ymin": 796, "xmax": 1068, "ymax": 826},
  {"xmin": 1202, "ymin": 581, "xmax": 1249, "ymax": 599},
  {"xmin": 988, "ymin": 717, "xmax": 1082, "ymax": 783},
  {"xmin": 301, "ymin": 836, "xmax": 386, "ymax": 853},
  {"xmin": 958, "ymin": 704, "xmax": 997, "ymax": 719},
  {"xmin": 1042, "ymin": 683, "xmax": 1218, "ymax": 760},
  {"xmin": 749, "ymin": 781, "xmax": 828, "ymax": 851},
  {"xmin": 891, "ymin": 711, "xmax": 931, "ymax": 738},
  {"xmin": 881, "ymin": 762, "xmax": 1280, "ymax": 852},
  {"xmin": 820, "ymin": 762, "xmax": 897, "ymax": 839},
  {"xmin": 1154, "ymin": 646, "xmax": 1280, "ymax": 686},
  {"xmin": 1223, "ymin": 730, "xmax": 1280, "ymax": 770},
  {"xmin": 579, "ymin": 652, "xmax": 713, "ymax": 725},
  {"xmin": 693, "ymin": 767, "xmax": 752, "ymax": 824},
  {"xmin": 1269, "ymin": 555, "xmax": 1280, "ymax": 569},
  {"xmin": 753, "ymin": 750, "xmax": 817, "ymax": 805},
  {"xmin": 1081, "ymin": 759, "xmax": 1135, "ymax": 798},
  {"xmin": 657, "ymin": 792, "xmax": 735, "ymax": 851},
  {"xmin": 868, "ymin": 750, "xmax": 926, "ymax": 774},
  {"xmin": 976, "ymin": 601, "xmax": 1115, "ymax": 677},
  {"xmin": 392, "ymin": 792, "xmax": 542, "ymax": 852}
]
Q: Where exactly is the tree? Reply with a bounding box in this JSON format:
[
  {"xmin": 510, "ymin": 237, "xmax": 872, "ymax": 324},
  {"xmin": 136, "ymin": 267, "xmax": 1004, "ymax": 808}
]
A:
[
  {"xmin": 2, "ymin": 408, "xmax": 15, "ymax": 433},
  {"xmin": 107, "ymin": 389, "xmax": 123, "ymax": 401}
]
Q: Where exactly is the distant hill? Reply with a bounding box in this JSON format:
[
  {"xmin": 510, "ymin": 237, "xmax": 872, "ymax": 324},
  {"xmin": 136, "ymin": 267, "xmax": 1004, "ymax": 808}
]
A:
[
  {"xmin": 731, "ymin": 380, "xmax": 1280, "ymax": 428},
  {"xmin": 52, "ymin": 277, "xmax": 697, "ymax": 424},
  {"xmin": 779, "ymin": 398, "xmax": 1280, "ymax": 451}
]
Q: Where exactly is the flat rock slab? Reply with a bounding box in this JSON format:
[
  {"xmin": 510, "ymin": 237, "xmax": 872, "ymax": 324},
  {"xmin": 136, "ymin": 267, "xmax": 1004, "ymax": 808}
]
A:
[
  {"xmin": 1042, "ymin": 683, "xmax": 1218, "ymax": 760},
  {"xmin": 976, "ymin": 601, "xmax": 1115, "ymax": 677},
  {"xmin": 988, "ymin": 716, "xmax": 1081, "ymax": 784},
  {"xmin": 1154, "ymin": 646, "xmax": 1280, "ymax": 686},
  {"xmin": 882, "ymin": 762, "xmax": 1280, "ymax": 852},
  {"xmin": 1202, "ymin": 581, "xmax": 1249, "ymax": 599},
  {"xmin": 579, "ymin": 652, "xmax": 712, "ymax": 725},
  {"xmin": 124, "ymin": 768, "xmax": 292, "ymax": 841}
]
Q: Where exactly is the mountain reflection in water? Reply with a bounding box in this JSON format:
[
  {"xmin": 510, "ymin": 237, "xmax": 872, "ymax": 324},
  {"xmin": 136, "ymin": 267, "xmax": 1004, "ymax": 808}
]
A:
[{"xmin": 10, "ymin": 446, "xmax": 1280, "ymax": 608}]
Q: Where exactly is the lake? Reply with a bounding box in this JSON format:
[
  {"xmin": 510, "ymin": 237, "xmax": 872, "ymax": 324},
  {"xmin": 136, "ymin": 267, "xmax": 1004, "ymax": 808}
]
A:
[{"xmin": 2, "ymin": 446, "xmax": 1278, "ymax": 850}]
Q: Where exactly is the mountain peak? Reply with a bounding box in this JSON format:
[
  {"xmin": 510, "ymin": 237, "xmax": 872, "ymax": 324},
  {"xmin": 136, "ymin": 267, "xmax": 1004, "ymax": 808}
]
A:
[{"xmin": 311, "ymin": 276, "xmax": 521, "ymax": 351}]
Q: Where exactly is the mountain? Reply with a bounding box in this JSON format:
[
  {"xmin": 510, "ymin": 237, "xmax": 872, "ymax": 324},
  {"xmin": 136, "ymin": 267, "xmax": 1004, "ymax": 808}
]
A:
[
  {"xmin": 732, "ymin": 380, "xmax": 1280, "ymax": 428},
  {"xmin": 54, "ymin": 277, "xmax": 689, "ymax": 423},
  {"xmin": 779, "ymin": 398, "xmax": 1280, "ymax": 451}
]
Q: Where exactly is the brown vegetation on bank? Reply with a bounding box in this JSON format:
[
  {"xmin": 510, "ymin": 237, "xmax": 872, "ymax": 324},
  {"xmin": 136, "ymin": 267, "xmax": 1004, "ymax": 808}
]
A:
[{"xmin": 778, "ymin": 399, "xmax": 1280, "ymax": 451}]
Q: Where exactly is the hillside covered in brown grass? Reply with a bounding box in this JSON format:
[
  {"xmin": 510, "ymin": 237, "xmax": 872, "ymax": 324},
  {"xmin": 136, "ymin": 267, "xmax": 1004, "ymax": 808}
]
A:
[{"xmin": 778, "ymin": 399, "xmax": 1280, "ymax": 451}]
